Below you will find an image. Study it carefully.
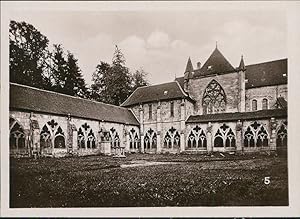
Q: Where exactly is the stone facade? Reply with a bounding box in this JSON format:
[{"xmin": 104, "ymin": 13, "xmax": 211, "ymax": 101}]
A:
[
  {"xmin": 9, "ymin": 110, "xmax": 139, "ymax": 157},
  {"xmin": 9, "ymin": 47, "xmax": 288, "ymax": 157}
]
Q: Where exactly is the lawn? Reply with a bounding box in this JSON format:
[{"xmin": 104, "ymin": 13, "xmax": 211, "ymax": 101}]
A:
[{"xmin": 10, "ymin": 153, "xmax": 288, "ymax": 207}]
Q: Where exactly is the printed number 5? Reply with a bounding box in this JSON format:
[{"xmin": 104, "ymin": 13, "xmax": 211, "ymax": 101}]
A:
[{"xmin": 264, "ymin": 177, "xmax": 270, "ymax": 185}]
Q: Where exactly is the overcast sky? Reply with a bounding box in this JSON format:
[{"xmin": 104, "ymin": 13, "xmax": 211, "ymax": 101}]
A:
[{"xmin": 8, "ymin": 3, "xmax": 287, "ymax": 85}]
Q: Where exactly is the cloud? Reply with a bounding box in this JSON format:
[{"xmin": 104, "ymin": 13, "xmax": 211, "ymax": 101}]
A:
[{"xmin": 146, "ymin": 30, "xmax": 170, "ymax": 49}]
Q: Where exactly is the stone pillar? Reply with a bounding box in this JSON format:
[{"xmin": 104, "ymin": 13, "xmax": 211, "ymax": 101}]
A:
[
  {"xmin": 239, "ymin": 70, "xmax": 246, "ymax": 112},
  {"xmin": 67, "ymin": 114, "xmax": 73, "ymax": 153},
  {"xmin": 156, "ymin": 101, "xmax": 162, "ymax": 153},
  {"xmin": 236, "ymin": 120, "xmax": 243, "ymax": 153},
  {"xmin": 30, "ymin": 113, "xmax": 40, "ymax": 157},
  {"xmin": 180, "ymin": 99, "xmax": 186, "ymax": 152},
  {"xmin": 139, "ymin": 104, "xmax": 145, "ymax": 153},
  {"xmin": 126, "ymin": 128, "xmax": 130, "ymax": 152},
  {"xmin": 206, "ymin": 122, "xmax": 213, "ymax": 153},
  {"xmin": 269, "ymin": 117, "xmax": 277, "ymax": 151}
]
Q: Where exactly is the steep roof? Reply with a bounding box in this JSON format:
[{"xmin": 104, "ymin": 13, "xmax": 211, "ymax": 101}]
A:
[
  {"xmin": 121, "ymin": 81, "xmax": 193, "ymax": 107},
  {"xmin": 245, "ymin": 58, "xmax": 287, "ymax": 88},
  {"xmin": 187, "ymin": 109, "xmax": 287, "ymax": 123},
  {"xmin": 175, "ymin": 77, "xmax": 184, "ymax": 88},
  {"xmin": 10, "ymin": 83, "xmax": 139, "ymax": 126},
  {"xmin": 185, "ymin": 57, "xmax": 194, "ymax": 73},
  {"xmin": 193, "ymin": 47, "xmax": 236, "ymax": 77},
  {"xmin": 238, "ymin": 55, "xmax": 246, "ymax": 71},
  {"xmin": 275, "ymin": 97, "xmax": 288, "ymax": 109}
]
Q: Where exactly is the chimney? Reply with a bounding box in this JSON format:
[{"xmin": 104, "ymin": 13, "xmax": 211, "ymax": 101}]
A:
[{"xmin": 197, "ymin": 62, "xmax": 201, "ymax": 69}]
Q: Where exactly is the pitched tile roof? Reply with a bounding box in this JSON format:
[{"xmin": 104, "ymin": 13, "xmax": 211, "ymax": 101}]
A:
[
  {"xmin": 10, "ymin": 83, "xmax": 139, "ymax": 126},
  {"xmin": 275, "ymin": 97, "xmax": 287, "ymax": 109},
  {"xmin": 193, "ymin": 47, "xmax": 236, "ymax": 77},
  {"xmin": 121, "ymin": 81, "xmax": 194, "ymax": 107},
  {"xmin": 187, "ymin": 108, "xmax": 287, "ymax": 123},
  {"xmin": 175, "ymin": 77, "xmax": 184, "ymax": 88},
  {"xmin": 245, "ymin": 58, "xmax": 287, "ymax": 88},
  {"xmin": 176, "ymin": 58, "xmax": 287, "ymax": 90}
]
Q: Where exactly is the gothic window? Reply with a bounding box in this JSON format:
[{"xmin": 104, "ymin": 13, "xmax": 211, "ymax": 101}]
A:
[
  {"xmin": 170, "ymin": 102, "xmax": 174, "ymax": 117},
  {"xmin": 110, "ymin": 127, "xmax": 120, "ymax": 148},
  {"xmin": 129, "ymin": 128, "xmax": 140, "ymax": 149},
  {"xmin": 277, "ymin": 122, "xmax": 287, "ymax": 147},
  {"xmin": 252, "ymin": 99, "xmax": 257, "ymax": 111},
  {"xmin": 214, "ymin": 124, "xmax": 236, "ymax": 148},
  {"xmin": 78, "ymin": 128, "xmax": 85, "ymax": 149},
  {"xmin": 9, "ymin": 118, "xmax": 25, "ymax": 150},
  {"xmin": 149, "ymin": 104, "xmax": 152, "ymax": 120},
  {"xmin": 54, "ymin": 126, "xmax": 65, "ymax": 148},
  {"xmin": 87, "ymin": 129, "xmax": 96, "ymax": 149},
  {"xmin": 40, "ymin": 125, "xmax": 52, "ymax": 150},
  {"xmin": 164, "ymin": 127, "xmax": 180, "ymax": 149},
  {"xmin": 244, "ymin": 121, "xmax": 269, "ymax": 147},
  {"xmin": 187, "ymin": 125, "xmax": 207, "ymax": 149},
  {"xmin": 262, "ymin": 98, "xmax": 268, "ymax": 110},
  {"xmin": 202, "ymin": 79, "xmax": 226, "ymax": 114},
  {"xmin": 144, "ymin": 128, "xmax": 157, "ymax": 150}
]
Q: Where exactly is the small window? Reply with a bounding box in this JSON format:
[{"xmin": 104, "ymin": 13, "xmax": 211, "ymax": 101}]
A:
[
  {"xmin": 252, "ymin": 99, "xmax": 257, "ymax": 111},
  {"xmin": 149, "ymin": 104, "xmax": 152, "ymax": 120},
  {"xmin": 170, "ymin": 102, "xmax": 174, "ymax": 117},
  {"xmin": 262, "ymin": 98, "xmax": 268, "ymax": 110}
]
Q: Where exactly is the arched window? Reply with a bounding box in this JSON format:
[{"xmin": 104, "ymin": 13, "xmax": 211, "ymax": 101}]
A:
[
  {"xmin": 244, "ymin": 121, "xmax": 269, "ymax": 147},
  {"xmin": 187, "ymin": 125, "xmax": 207, "ymax": 149},
  {"xmin": 78, "ymin": 128, "xmax": 85, "ymax": 149},
  {"xmin": 277, "ymin": 122, "xmax": 287, "ymax": 147},
  {"xmin": 202, "ymin": 79, "xmax": 226, "ymax": 114},
  {"xmin": 87, "ymin": 129, "xmax": 96, "ymax": 149},
  {"xmin": 252, "ymin": 99, "xmax": 257, "ymax": 111},
  {"xmin": 164, "ymin": 127, "xmax": 180, "ymax": 149},
  {"xmin": 262, "ymin": 98, "xmax": 268, "ymax": 110},
  {"xmin": 110, "ymin": 127, "xmax": 120, "ymax": 148},
  {"xmin": 214, "ymin": 124, "xmax": 236, "ymax": 148},
  {"xmin": 129, "ymin": 128, "xmax": 140, "ymax": 150},
  {"xmin": 9, "ymin": 118, "xmax": 26, "ymax": 150},
  {"xmin": 40, "ymin": 125, "xmax": 52, "ymax": 151},
  {"xmin": 54, "ymin": 126, "xmax": 65, "ymax": 148},
  {"xmin": 144, "ymin": 128, "xmax": 157, "ymax": 150}
]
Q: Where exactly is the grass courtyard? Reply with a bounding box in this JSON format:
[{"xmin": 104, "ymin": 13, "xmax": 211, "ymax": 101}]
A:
[{"xmin": 10, "ymin": 153, "xmax": 288, "ymax": 207}]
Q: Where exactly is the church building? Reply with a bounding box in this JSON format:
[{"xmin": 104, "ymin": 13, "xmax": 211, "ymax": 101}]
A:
[{"xmin": 9, "ymin": 46, "xmax": 288, "ymax": 157}]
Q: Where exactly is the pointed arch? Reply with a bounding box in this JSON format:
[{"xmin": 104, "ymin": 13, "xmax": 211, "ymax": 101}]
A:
[
  {"xmin": 214, "ymin": 124, "xmax": 236, "ymax": 148},
  {"xmin": 164, "ymin": 127, "xmax": 180, "ymax": 149},
  {"xmin": 276, "ymin": 122, "xmax": 287, "ymax": 147},
  {"xmin": 129, "ymin": 128, "xmax": 140, "ymax": 150},
  {"xmin": 9, "ymin": 118, "xmax": 26, "ymax": 150},
  {"xmin": 54, "ymin": 126, "xmax": 65, "ymax": 148},
  {"xmin": 110, "ymin": 127, "xmax": 120, "ymax": 148},
  {"xmin": 187, "ymin": 125, "xmax": 207, "ymax": 149},
  {"xmin": 40, "ymin": 124, "xmax": 52, "ymax": 152},
  {"xmin": 144, "ymin": 128, "xmax": 157, "ymax": 150},
  {"xmin": 202, "ymin": 79, "xmax": 226, "ymax": 114},
  {"xmin": 243, "ymin": 121, "xmax": 269, "ymax": 147}
]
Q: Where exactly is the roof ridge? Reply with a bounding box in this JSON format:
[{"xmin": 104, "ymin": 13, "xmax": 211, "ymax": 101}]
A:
[
  {"xmin": 245, "ymin": 58, "xmax": 287, "ymax": 67},
  {"xmin": 10, "ymin": 82, "xmax": 130, "ymax": 111},
  {"xmin": 174, "ymin": 80, "xmax": 188, "ymax": 97}
]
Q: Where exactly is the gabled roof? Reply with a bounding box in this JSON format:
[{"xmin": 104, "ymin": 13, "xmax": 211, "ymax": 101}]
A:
[
  {"xmin": 121, "ymin": 81, "xmax": 194, "ymax": 107},
  {"xmin": 193, "ymin": 47, "xmax": 236, "ymax": 77},
  {"xmin": 245, "ymin": 58, "xmax": 287, "ymax": 88},
  {"xmin": 10, "ymin": 83, "xmax": 139, "ymax": 126},
  {"xmin": 175, "ymin": 77, "xmax": 184, "ymax": 88},
  {"xmin": 187, "ymin": 109, "xmax": 287, "ymax": 123}
]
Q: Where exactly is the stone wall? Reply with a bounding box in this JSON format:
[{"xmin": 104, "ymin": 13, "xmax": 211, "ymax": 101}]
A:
[
  {"xmin": 245, "ymin": 84, "xmax": 287, "ymax": 111},
  {"xmin": 9, "ymin": 110, "xmax": 139, "ymax": 157},
  {"xmin": 188, "ymin": 72, "xmax": 240, "ymax": 115}
]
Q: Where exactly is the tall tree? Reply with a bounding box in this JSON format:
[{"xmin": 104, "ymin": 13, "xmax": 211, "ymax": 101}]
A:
[
  {"xmin": 91, "ymin": 46, "xmax": 132, "ymax": 105},
  {"xmin": 9, "ymin": 20, "xmax": 52, "ymax": 89},
  {"xmin": 131, "ymin": 68, "xmax": 150, "ymax": 92},
  {"xmin": 50, "ymin": 44, "xmax": 88, "ymax": 97}
]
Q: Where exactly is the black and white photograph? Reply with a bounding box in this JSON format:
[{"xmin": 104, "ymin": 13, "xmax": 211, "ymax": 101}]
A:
[{"xmin": 1, "ymin": 1, "xmax": 300, "ymax": 217}]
